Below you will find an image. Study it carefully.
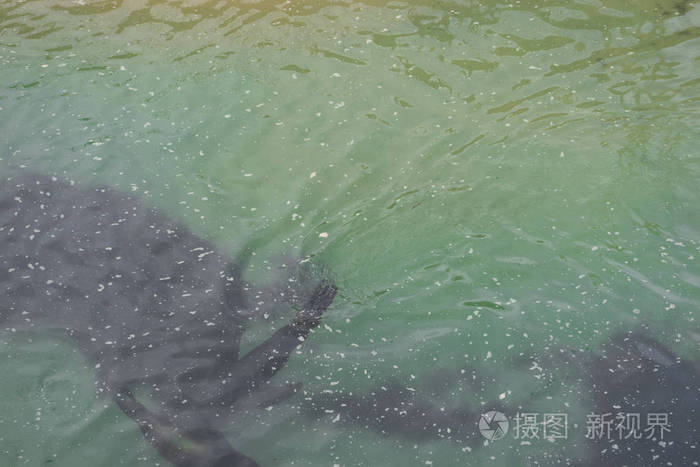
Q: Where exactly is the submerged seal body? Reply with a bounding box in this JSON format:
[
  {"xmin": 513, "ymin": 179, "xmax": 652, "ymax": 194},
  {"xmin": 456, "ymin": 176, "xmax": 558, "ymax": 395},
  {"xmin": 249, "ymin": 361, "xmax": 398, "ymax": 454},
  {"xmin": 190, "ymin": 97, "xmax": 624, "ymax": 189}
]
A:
[{"xmin": 0, "ymin": 171, "xmax": 337, "ymax": 466}]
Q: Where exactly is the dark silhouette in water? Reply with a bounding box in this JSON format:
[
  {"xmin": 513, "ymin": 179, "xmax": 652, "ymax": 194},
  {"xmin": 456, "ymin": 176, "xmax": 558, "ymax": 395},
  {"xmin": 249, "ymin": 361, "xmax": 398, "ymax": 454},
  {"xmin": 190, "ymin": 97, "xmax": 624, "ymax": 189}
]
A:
[
  {"xmin": 307, "ymin": 330, "xmax": 699, "ymax": 466},
  {"xmin": 0, "ymin": 171, "xmax": 337, "ymax": 466},
  {"xmin": 306, "ymin": 379, "xmax": 483, "ymax": 445},
  {"xmin": 3, "ymin": 172, "xmax": 696, "ymax": 466},
  {"xmin": 585, "ymin": 331, "xmax": 699, "ymax": 466},
  {"xmin": 304, "ymin": 367, "xmax": 513, "ymax": 447}
]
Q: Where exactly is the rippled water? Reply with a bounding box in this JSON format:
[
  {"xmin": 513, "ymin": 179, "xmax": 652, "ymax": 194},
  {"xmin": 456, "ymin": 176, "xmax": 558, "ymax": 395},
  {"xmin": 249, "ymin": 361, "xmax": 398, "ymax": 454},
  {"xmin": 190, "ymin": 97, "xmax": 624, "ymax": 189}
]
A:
[{"xmin": 1, "ymin": 1, "xmax": 699, "ymax": 466}]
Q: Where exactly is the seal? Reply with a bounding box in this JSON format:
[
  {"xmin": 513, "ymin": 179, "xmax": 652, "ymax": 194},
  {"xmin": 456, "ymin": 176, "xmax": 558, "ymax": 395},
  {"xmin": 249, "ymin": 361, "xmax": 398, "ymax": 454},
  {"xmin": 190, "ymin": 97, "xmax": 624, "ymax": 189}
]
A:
[{"xmin": 0, "ymin": 171, "xmax": 337, "ymax": 466}]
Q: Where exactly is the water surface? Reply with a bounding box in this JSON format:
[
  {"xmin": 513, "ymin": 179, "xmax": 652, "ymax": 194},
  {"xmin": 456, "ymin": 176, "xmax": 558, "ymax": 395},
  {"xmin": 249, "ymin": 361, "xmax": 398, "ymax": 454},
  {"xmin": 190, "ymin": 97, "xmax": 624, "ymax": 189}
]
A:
[{"xmin": 1, "ymin": 0, "xmax": 699, "ymax": 465}]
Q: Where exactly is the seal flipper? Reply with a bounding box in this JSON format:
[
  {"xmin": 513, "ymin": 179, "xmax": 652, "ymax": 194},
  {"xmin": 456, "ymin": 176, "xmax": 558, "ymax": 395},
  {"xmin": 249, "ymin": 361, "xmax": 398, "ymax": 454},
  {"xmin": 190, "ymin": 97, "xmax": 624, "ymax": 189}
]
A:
[
  {"xmin": 236, "ymin": 280, "xmax": 336, "ymax": 381},
  {"xmin": 293, "ymin": 279, "xmax": 337, "ymax": 328},
  {"xmin": 114, "ymin": 389, "xmax": 259, "ymax": 467},
  {"xmin": 205, "ymin": 280, "xmax": 337, "ymax": 407}
]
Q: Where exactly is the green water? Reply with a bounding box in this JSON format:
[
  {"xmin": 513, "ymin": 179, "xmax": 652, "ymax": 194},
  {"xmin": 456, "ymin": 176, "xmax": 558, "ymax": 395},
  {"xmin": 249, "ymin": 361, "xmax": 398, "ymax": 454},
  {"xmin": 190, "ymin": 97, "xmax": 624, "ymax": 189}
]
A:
[{"xmin": 1, "ymin": 0, "xmax": 699, "ymax": 465}]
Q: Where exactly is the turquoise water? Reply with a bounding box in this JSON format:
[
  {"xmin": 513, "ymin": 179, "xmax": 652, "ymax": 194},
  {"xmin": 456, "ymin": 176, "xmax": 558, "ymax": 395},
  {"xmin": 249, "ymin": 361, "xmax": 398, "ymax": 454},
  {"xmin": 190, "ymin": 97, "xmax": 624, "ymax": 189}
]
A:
[{"xmin": 1, "ymin": 0, "xmax": 699, "ymax": 465}]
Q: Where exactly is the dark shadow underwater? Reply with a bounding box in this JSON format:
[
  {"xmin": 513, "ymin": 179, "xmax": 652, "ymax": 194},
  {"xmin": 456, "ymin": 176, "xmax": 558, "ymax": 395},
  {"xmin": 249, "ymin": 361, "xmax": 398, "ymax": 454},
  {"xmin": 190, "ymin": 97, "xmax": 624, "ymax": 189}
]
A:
[{"xmin": 1, "ymin": 171, "xmax": 697, "ymax": 466}]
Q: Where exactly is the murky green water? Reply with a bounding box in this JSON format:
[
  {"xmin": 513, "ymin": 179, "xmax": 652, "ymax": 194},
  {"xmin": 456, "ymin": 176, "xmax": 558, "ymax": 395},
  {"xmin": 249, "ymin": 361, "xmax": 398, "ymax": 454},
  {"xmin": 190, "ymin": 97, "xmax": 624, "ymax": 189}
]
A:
[{"xmin": 1, "ymin": 0, "xmax": 699, "ymax": 466}]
